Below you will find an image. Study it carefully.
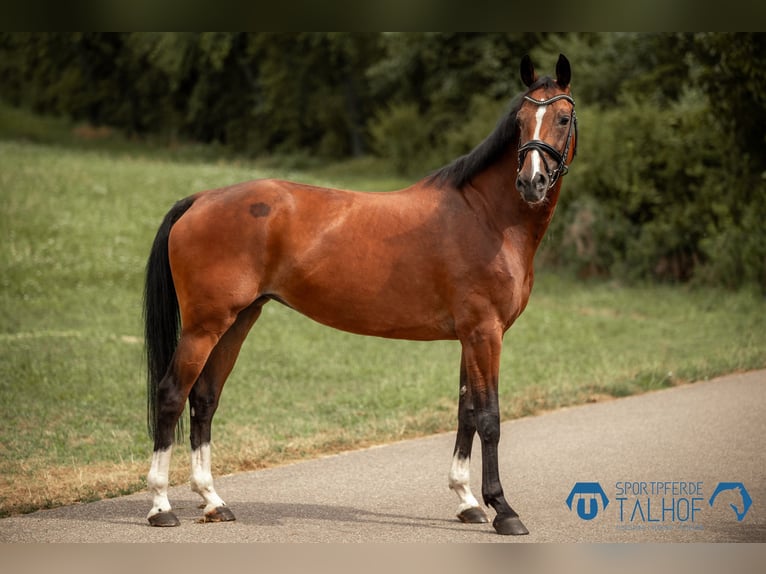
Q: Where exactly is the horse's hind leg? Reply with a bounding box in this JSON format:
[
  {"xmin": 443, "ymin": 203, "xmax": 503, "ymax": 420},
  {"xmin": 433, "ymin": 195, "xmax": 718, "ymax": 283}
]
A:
[
  {"xmin": 188, "ymin": 300, "xmax": 265, "ymax": 523},
  {"xmin": 449, "ymin": 352, "xmax": 488, "ymax": 524},
  {"xmin": 147, "ymin": 327, "xmax": 224, "ymax": 526}
]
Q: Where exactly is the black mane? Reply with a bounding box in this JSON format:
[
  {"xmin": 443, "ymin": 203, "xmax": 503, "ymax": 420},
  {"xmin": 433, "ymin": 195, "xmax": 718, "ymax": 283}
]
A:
[{"xmin": 428, "ymin": 76, "xmax": 557, "ymax": 189}]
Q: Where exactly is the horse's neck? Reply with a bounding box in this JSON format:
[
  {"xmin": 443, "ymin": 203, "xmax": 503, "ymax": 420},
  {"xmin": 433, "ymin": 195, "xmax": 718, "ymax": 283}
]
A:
[{"xmin": 468, "ymin": 154, "xmax": 562, "ymax": 257}]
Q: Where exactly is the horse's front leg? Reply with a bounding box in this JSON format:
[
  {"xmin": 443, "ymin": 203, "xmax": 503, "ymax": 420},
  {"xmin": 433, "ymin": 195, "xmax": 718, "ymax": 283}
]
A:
[
  {"xmin": 460, "ymin": 326, "xmax": 529, "ymax": 536},
  {"xmin": 449, "ymin": 352, "xmax": 488, "ymax": 523}
]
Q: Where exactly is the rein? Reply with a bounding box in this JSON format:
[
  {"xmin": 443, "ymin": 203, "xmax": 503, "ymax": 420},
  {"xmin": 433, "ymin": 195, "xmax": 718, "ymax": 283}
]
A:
[{"xmin": 517, "ymin": 93, "xmax": 578, "ymax": 190}]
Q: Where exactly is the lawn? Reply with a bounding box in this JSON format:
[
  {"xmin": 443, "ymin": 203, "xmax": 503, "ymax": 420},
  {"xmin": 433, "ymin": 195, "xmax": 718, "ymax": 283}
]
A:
[{"xmin": 1, "ymin": 140, "xmax": 764, "ymax": 517}]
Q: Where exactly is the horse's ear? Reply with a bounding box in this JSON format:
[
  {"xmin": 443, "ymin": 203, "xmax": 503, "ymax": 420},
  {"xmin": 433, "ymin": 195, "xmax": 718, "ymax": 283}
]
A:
[
  {"xmin": 520, "ymin": 54, "xmax": 537, "ymax": 87},
  {"xmin": 556, "ymin": 53, "xmax": 571, "ymax": 89}
]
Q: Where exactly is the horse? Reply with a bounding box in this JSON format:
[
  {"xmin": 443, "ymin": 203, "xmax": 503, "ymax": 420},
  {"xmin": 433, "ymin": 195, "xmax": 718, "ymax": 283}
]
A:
[{"xmin": 143, "ymin": 54, "xmax": 577, "ymax": 536}]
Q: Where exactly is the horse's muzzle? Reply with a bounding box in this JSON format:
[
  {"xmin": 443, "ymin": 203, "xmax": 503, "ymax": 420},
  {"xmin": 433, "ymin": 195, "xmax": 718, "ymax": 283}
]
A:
[{"xmin": 516, "ymin": 172, "xmax": 549, "ymax": 204}]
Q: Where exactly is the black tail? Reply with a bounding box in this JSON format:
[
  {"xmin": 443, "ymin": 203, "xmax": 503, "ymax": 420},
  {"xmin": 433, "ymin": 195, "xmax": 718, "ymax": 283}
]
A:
[{"xmin": 144, "ymin": 196, "xmax": 196, "ymax": 443}]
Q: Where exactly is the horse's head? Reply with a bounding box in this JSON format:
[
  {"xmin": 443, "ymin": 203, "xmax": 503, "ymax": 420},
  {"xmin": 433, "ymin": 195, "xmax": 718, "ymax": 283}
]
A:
[{"xmin": 515, "ymin": 54, "xmax": 577, "ymax": 205}]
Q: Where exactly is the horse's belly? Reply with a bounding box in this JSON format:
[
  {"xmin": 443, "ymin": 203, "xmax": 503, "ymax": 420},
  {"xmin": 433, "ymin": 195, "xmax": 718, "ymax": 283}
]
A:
[{"xmin": 274, "ymin": 264, "xmax": 458, "ymax": 341}]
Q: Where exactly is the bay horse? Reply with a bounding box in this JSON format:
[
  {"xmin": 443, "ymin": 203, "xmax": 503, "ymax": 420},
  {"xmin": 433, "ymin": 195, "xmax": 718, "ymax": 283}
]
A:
[{"xmin": 144, "ymin": 54, "xmax": 577, "ymax": 535}]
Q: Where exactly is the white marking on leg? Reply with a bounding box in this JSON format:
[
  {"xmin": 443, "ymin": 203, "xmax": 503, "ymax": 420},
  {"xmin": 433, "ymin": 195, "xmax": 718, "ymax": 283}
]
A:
[
  {"xmin": 147, "ymin": 447, "xmax": 173, "ymax": 519},
  {"xmin": 449, "ymin": 452, "xmax": 481, "ymax": 515},
  {"xmin": 190, "ymin": 443, "xmax": 226, "ymax": 514},
  {"xmin": 530, "ymin": 104, "xmax": 548, "ymax": 181}
]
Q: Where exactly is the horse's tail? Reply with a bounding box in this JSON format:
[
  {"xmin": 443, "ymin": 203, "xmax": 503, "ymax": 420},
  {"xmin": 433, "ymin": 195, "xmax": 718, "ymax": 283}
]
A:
[{"xmin": 144, "ymin": 196, "xmax": 196, "ymax": 443}]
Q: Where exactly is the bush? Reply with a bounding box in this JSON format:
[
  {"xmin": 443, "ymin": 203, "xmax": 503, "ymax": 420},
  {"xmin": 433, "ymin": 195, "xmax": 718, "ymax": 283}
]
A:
[
  {"xmin": 367, "ymin": 102, "xmax": 436, "ymax": 176},
  {"xmin": 368, "ymin": 95, "xmax": 509, "ymax": 177},
  {"xmin": 544, "ymin": 91, "xmax": 766, "ymax": 290},
  {"xmin": 698, "ymin": 188, "xmax": 766, "ymax": 290},
  {"xmin": 439, "ymin": 95, "xmax": 509, "ymax": 162}
]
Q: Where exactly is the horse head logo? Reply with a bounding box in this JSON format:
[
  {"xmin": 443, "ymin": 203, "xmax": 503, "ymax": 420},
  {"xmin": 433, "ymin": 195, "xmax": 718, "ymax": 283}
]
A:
[
  {"xmin": 709, "ymin": 482, "xmax": 752, "ymax": 522},
  {"xmin": 566, "ymin": 482, "xmax": 609, "ymax": 520}
]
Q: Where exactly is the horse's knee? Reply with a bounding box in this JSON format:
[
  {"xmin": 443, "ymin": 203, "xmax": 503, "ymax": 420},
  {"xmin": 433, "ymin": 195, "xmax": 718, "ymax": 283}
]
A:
[{"xmin": 476, "ymin": 410, "xmax": 500, "ymax": 444}]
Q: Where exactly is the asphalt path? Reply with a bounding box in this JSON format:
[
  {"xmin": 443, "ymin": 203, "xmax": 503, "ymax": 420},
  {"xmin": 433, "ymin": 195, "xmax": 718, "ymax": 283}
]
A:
[{"xmin": 2, "ymin": 370, "xmax": 764, "ymax": 542}]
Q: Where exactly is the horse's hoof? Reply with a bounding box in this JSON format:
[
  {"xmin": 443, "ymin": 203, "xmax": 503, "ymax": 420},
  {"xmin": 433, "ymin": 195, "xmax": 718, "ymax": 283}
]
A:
[
  {"xmin": 458, "ymin": 507, "xmax": 489, "ymax": 524},
  {"xmin": 493, "ymin": 514, "xmax": 529, "ymax": 535},
  {"xmin": 148, "ymin": 511, "xmax": 181, "ymax": 527},
  {"xmin": 203, "ymin": 506, "xmax": 236, "ymax": 523}
]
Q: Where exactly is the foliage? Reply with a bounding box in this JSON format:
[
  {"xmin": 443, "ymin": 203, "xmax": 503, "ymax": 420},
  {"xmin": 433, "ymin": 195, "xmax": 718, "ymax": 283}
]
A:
[
  {"xmin": 1, "ymin": 32, "xmax": 764, "ymax": 288},
  {"xmin": 367, "ymin": 94, "xmax": 508, "ymax": 176},
  {"xmin": 368, "ymin": 102, "xmax": 432, "ymax": 176},
  {"xmin": 545, "ymin": 90, "xmax": 747, "ymax": 283},
  {"xmin": 535, "ymin": 33, "xmax": 766, "ymax": 290},
  {"xmin": 0, "ymin": 32, "xmax": 383, "ymax": 158}
]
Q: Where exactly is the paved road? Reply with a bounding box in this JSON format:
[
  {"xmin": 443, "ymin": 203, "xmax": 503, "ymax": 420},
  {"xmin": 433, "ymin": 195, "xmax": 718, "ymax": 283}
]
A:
[{"xmin": 2, "ymin": 370, "xmax": 764, "ymax": 542}]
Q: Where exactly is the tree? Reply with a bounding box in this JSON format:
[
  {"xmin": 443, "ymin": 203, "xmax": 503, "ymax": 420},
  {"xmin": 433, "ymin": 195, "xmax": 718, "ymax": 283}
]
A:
[{"xmin": 693, "ymin": 33, "xmax": 766, "ymax": 174}]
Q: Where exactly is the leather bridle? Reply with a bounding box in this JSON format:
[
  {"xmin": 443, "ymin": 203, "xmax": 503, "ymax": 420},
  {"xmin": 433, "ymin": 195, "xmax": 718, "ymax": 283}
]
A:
[{"xmin": 517, "ymin": 93, "xmax": 578, "ymax": 190}]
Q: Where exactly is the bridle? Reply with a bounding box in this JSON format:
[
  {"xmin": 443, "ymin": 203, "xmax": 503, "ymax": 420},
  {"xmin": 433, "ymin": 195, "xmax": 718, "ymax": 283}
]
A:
[{"xmin": 517, "ymin": 93, "xmax": 578, "ymax": 190}]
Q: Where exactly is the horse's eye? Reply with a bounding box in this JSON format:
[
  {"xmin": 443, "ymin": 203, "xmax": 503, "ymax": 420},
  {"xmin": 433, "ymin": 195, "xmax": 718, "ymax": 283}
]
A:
[{"xmin": 558, "ymin": 116, "xmax": 570, "ymax": 126}]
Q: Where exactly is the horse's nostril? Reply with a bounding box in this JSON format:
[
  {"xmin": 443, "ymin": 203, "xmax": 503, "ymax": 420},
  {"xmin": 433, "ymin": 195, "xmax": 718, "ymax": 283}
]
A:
[{"xmin": 533, "ymin": 173, "xmax": 549, "ymax": 192}]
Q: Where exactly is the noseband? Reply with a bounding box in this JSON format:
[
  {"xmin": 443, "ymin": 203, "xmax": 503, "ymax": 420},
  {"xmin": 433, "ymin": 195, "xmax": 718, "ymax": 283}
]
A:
[{"xmin": 517, "ymin": 93, "xmax": 578, "ymax": 190}]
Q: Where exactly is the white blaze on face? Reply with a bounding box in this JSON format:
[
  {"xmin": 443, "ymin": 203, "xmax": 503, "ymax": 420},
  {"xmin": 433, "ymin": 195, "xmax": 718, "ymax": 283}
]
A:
[{"xmin": 529, "ymin": 104, "xmax": 549, "ymax": 181}]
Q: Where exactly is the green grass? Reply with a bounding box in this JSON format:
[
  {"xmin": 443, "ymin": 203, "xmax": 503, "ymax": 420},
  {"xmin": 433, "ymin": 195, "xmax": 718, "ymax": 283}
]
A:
[{"xmin": 1, "ymin": 137, "xmax": 765, "ymax": 517}]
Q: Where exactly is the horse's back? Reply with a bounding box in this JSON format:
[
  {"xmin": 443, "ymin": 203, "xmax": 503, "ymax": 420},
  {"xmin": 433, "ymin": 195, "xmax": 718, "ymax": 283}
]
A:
[{"xmin": 167, "ymin": 179, "xmax": 464, "ymax": 340}]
